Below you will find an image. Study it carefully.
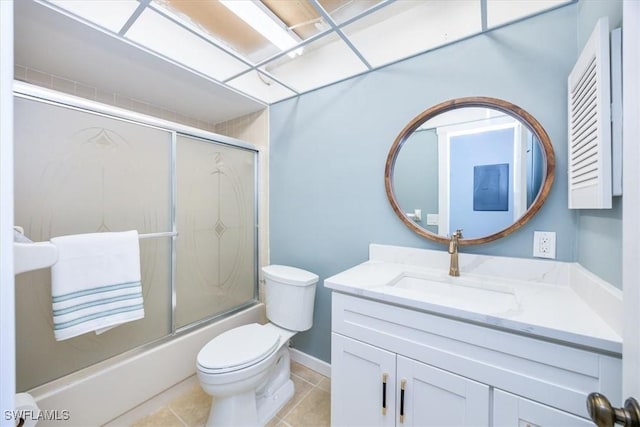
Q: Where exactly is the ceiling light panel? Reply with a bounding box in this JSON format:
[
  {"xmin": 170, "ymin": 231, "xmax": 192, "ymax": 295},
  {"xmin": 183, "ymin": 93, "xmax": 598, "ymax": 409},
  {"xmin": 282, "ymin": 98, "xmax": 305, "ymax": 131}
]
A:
[
  {"xmin": 219, "ymin": 0, "xmax": 302, "ymax": 58},
  {"xmin": 226, "ymin": 70, "xmax": 297, "ymax": 104},
  {"xmin": 45, "ymin": 0, "xmax": 140, "ymax": 33},
  {"xmin": 487, "ymin": 0, "xmax": 572, "ymax": 28},
  {"xmin": 125, "ymin": 8, "xmax": 250, "ymax": 82},
  {"xmin": 153, "ymin": 0, "xmax": 273, "ymax": 61},
  {"xmin": 343, "ymin": 0, "xmax": 482, "ymax": 68},
  {"xmin": 261, "ymin": 0, "xmax": 324, "ymax": 40},
  {"xmin": 319, "ymin": 0, "xmax": 385, "ymax": 25},
  {"xmin": 261, "ymin": 33, "xmax": 368, "ymax": 93}
]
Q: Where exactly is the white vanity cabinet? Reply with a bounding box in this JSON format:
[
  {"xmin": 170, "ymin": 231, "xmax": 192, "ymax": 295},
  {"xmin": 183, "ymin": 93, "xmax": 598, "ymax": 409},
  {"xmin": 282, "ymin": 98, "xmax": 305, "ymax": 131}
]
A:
[
  {"xmin": 332, "ymin": 333, "xmax": 489, "ymax": 426},
  {"xmin": 330, "ymin": 292, "xmax": 621, "ymax": 427},
  {"xmin": 493, "ymin": 390, "xmax": 593, "ymax": 427}
]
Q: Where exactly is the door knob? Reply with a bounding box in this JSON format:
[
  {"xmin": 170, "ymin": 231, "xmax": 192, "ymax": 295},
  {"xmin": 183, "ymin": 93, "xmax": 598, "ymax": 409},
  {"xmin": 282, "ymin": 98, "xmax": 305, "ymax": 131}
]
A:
[{"xmin": 587, "ymin": 393, "xmax": 640, "ymax": 426}]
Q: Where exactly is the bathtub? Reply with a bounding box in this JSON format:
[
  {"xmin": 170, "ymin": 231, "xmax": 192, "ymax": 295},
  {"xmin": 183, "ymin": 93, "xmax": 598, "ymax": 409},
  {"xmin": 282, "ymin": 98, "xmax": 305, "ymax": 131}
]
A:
[{"xmin": 29, "ymin": 303, "xmax": 265, "ymax": 427}]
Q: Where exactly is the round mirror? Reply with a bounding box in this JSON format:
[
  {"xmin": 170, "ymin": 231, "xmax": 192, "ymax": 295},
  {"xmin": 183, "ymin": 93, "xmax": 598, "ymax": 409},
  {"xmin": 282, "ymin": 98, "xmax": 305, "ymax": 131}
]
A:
[{"xmin": 385, "ymin": 97, "xmax": 555, "ymax": 245}]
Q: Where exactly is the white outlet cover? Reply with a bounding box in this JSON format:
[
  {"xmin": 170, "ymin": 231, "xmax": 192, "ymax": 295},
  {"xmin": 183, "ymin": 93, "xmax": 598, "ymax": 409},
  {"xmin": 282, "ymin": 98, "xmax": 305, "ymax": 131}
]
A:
[{"xmin": 533, "ymin": 231, "xmax": 556, "ymax": 259}]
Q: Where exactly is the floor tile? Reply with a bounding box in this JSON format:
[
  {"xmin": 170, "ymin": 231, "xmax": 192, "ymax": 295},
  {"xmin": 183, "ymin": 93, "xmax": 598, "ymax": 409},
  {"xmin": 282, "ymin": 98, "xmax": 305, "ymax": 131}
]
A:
[
  {"xmin": 168, "ymin": 384, "xmax": 212, "ymax": 427},
  {"xmin": 127, "ymin": 364, "xmax": 330, "ymax": 427},
  {"xmin": 129, "ymin": 407, "xmax": 185, "ymax": 427},
  {"xmin": 290, "ymin": 361, "xmax": 324, "ymax": 386},
  {"xmin": 283, "ymin": 388, "xmax": 331, "ymax": 427},
  {"xmin": 317, "ymin": 377, "xmax": 330, "ymax": 393},
  {"xmin": 277, "ymin": 375, "xmax": 314, "ymax": 418}
]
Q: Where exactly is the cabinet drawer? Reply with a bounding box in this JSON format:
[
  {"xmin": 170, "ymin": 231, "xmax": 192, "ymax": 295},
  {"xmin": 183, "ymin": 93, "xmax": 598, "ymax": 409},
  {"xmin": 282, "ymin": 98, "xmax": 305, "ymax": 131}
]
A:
[{"xmin": 332, "ymin": 292, "xmax": 621, "ymax": 418}]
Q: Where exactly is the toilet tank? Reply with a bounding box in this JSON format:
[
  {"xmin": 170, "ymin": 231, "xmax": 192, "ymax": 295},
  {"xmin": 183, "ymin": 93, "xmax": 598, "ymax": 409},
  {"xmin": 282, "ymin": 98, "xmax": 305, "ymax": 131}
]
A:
[{"xmin": 262, "ymin": 265, "xmax": 318, "ymax": 331}]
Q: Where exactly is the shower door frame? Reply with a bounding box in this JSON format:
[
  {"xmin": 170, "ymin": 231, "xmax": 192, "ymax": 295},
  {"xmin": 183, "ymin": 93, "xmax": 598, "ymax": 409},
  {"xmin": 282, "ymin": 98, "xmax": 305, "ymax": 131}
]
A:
[{"xmin": 13, "ymin": 80, "xmax": 261, "ymax": 347}]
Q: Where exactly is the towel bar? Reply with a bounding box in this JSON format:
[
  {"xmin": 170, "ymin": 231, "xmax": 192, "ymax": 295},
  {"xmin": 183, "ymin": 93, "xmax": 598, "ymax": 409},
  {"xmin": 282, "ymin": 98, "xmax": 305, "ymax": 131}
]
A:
[
  {"xmin": 138, "ymin": 231, "xmax": 178, "ymax": 239},
  {"xmin": 13, "ymin": 228, "xmax": 178, "ymax": 275}
]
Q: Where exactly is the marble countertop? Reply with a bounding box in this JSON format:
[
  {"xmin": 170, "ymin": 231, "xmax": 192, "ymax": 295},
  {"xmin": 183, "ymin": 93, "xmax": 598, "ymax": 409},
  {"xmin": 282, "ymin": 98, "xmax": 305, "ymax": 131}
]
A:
[{"xmin": 325, "ymin": 244, "xmax": 622, "ymax": 355}]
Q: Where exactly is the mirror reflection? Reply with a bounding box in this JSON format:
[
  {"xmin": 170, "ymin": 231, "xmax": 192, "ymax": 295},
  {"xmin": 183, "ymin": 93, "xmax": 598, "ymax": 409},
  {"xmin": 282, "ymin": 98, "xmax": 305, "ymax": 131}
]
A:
[
  {"xmin": 389, "ymin": 103, "xmax": 552, "ymax": 242},
  {"xmin": 385, "ymin": 98, "xmax": 555, "ymax": 244}
]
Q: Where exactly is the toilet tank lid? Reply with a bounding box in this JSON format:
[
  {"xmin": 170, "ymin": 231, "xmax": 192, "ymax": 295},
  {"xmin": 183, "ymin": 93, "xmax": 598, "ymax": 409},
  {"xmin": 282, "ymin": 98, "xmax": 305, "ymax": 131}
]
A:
[{"xmin": 262, "ymin": 265, "xmax": 318, "ymax": 286}]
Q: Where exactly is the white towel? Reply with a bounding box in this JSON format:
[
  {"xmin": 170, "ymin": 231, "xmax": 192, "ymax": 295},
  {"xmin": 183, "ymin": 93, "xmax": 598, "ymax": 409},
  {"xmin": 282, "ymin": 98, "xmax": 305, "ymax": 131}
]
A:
[{"xmin": 50, "ymin": 230, "xmax": 144, "ymax": 341}]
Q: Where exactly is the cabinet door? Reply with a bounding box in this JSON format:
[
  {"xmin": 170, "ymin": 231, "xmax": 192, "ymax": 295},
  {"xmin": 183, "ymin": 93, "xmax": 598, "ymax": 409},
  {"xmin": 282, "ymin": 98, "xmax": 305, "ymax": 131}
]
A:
[
  {"xmin": 331, "ymin": 333, "xmax": 396, "ymax": 427},
  {"xmin": 397, "ymin": 356, "xmax": 490, "ymax": 427},
  {"xmin": 493, "ymin": 390, "xmax": 593, "ymax": 427}
]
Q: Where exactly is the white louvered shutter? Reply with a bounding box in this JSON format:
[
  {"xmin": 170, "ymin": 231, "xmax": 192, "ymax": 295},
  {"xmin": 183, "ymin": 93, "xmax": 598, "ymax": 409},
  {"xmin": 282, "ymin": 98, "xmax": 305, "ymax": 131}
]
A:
[{"xmin": 568, "ymin": 17, "xmax": 612, "ymax": 209}]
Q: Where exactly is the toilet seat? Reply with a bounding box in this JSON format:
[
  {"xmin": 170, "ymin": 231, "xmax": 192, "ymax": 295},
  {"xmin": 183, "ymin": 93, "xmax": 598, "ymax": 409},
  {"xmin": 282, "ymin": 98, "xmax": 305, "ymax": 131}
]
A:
[{"xmin": 197, "ymin": 323, "xmax": 281, "ymax": 374}]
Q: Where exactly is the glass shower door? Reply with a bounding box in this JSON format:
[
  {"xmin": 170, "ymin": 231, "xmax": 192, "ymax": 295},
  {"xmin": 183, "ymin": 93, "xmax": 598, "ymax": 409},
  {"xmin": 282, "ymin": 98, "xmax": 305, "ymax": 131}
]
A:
[{"xmin": 174, "ymin": 134, "xmax": 257, "ymax": 329}]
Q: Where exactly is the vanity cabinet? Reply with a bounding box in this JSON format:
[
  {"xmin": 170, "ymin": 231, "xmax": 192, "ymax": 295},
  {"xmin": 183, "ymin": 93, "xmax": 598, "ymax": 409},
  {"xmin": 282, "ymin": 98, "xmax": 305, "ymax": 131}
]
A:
[
  {"xmin": 330, "ymin": 292, "xmax": 621, "ymax": 427},
  {"xmin": 493, "ymin": 390, "xmax": 592, "ymax": 427},
  {"xmin": 332, "ymin": 333, "xmax": 489, "ymax": 426}
]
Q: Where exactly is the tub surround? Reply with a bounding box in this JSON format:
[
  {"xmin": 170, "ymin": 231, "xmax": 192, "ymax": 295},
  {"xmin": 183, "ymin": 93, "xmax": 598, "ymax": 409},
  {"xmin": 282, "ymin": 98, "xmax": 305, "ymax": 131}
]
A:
[{"xmin": 325, "ymin": 244, "xmax": 622, "ymax": 355}]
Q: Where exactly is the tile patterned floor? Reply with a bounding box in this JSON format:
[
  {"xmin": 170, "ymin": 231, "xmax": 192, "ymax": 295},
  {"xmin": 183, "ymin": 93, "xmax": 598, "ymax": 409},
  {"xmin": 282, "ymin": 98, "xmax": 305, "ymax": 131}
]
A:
[{"xmin": 112, "ymin": 362, "xmax": 330, "ymax": 427}]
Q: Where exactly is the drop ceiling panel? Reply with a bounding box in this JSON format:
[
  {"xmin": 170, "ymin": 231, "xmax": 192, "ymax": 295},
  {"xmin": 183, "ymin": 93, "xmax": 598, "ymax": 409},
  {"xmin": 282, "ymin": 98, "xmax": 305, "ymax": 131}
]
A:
[
  {"xmin": 47, "ymin": 0, "xmax": 139, "ymax": 33},
  {"xmin": 487, "ymin": 0, "xmax": 572, "ymax": 28},
  {"xmin": 343, "ymin": 0, "xmax": 482, "ymax": 68},
  {"xmin": 227, "ymin": 70, "xmax": 296, "ymax": 104},
  {"xmin": 262, "ymin": 33, "xmax": 368, "ymax": 93},
  {"xmin": 125, "ymin": 8, "xmax": 250, "ymax": 81}
]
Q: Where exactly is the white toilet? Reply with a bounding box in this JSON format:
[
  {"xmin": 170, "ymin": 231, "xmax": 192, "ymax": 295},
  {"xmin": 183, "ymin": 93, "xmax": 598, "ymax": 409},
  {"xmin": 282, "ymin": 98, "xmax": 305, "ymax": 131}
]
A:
[{"xmin": 196, "ymin": 265, "xmax": 318, "ymax": 427}]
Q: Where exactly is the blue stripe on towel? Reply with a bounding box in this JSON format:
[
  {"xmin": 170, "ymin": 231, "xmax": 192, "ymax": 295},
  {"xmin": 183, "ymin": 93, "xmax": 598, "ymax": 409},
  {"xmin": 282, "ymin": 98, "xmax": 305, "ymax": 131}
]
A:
[
  {"xmin": 52, "ymin": 292, "xmax": 143, "ymax": 316},
  {"xmin": 54, "ymin": 303, "xmax": 144, "ymax": 331},
  {"xmin": 52, "ymin": 281, "xmax": 141, "ymax": 303}
]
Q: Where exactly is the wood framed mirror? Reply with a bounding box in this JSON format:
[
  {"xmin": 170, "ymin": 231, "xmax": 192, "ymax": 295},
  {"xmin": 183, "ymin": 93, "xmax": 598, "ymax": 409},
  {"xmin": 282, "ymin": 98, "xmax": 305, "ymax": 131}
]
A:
[{"xmin": 385, "ymin": 97, "xmax": 555, "ymax": 245}]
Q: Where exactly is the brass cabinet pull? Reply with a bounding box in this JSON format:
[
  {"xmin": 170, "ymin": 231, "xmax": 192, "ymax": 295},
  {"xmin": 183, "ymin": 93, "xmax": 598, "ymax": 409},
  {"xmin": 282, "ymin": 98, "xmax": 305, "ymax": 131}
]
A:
[
  {"xmin": 587, "ymin": 393, "xmax": 640, "ymax": 427},
  {"xmin": 382, "ymin": 373, "xmax": 388, "ymax": 415},
  {"xmin": 400, "ymin": 379, "xmax": 407, "ymax": 423}
]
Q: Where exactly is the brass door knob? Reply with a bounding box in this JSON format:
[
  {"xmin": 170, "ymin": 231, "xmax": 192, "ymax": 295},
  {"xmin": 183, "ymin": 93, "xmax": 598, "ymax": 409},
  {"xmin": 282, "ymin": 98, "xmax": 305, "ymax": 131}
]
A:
[{"xmin": 587, "ymin": 393, "xmax": 640, "ymax": 427}]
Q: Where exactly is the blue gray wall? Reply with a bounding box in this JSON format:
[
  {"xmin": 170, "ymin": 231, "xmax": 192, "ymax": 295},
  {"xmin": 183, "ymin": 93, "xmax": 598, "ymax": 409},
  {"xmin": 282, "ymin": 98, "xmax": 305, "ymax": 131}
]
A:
[
  {"xmin": 394, "ymin": 129, "xmax": 438, "ymax": 234},
  {"xmin": 270, "ymin": 5, "xmax": 579, "ymax": 362},
  {"xmin": 575, "ymin": 0, "xmax": 623, "ymax": 289}
]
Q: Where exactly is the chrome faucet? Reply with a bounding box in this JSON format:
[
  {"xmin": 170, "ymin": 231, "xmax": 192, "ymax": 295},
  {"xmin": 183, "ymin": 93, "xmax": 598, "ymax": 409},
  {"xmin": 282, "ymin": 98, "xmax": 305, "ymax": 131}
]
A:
[{"xmin": 448, "ymin": 229, "xmax": 463, "ymax": 277}]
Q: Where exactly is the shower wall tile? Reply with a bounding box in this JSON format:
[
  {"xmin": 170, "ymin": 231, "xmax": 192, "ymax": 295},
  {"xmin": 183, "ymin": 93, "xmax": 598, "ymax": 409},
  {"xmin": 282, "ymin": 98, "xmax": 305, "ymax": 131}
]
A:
[
  {"xmin": 14, "ymin": 64, "xmax": 26, "ymax": 80},
  {"xmin": 51, "ymin": 76, "xmax": 76, "ymax": 94},
  {"xmin": 96, "ymin": 89, "xmax": 115, "ymax": 105},
  {"xmin": 14, "ymin": 64, "xmax": 219, "ymax": 133},
  {"xmin": 75, "ymin": 82, "xmax": 96, "ymax": 100},
  {"xmin": 25, "ymin": 68, "xmax": 52, "ymax": 88}
]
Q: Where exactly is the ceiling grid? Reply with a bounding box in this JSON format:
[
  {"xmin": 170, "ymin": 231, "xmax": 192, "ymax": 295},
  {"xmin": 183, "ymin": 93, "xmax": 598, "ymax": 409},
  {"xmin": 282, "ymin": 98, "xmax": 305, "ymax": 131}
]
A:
[{"xmin": 37, "ymin": 0, "xmax": 575, "ymax": 105}]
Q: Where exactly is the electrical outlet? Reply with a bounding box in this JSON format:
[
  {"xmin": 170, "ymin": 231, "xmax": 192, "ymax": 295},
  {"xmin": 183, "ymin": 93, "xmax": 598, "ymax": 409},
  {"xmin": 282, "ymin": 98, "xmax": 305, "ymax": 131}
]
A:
[{"xmin": 533, "ymin": 231, "xmax": 556, "ymax": 259}]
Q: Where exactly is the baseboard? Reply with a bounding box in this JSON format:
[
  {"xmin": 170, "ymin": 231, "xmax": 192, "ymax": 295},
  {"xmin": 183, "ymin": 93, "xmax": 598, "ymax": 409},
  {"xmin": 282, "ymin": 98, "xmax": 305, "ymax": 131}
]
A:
[{"xmin": 289, "ymin": 348, "xmax": 331, "ymax": 378}]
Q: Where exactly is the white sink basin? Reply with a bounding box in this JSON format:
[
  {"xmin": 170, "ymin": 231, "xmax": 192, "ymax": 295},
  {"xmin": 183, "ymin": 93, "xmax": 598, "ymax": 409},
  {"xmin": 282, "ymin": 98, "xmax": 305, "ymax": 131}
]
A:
[{"xmin": 382, "ymin": 273, "xmax": 520, "ymax": 314}]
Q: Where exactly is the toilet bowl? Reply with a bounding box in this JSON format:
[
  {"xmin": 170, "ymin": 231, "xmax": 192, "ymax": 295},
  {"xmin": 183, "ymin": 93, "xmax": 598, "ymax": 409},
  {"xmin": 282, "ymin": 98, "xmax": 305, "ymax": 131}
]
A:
[{"xmin": 197, "ymin": 265, "xmax": 318, "ymax": 427}]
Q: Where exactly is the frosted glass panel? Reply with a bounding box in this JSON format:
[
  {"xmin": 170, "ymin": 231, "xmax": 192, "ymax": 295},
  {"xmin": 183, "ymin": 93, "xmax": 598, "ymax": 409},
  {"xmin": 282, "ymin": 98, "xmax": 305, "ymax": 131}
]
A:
[
  {"xmin": 15, "ymin": 239, "xmax": 172, "ymax": 391},
  {"xmin": 14, "ymin": 96, "xmax": 173, "ymax": 391},
  {"xmin": 14, "ymin": 97, "xmax": 172, "ymax": 236},
  {"xmin": 175, "ymin": 134, "xmax": 257, "ymax": 328}
]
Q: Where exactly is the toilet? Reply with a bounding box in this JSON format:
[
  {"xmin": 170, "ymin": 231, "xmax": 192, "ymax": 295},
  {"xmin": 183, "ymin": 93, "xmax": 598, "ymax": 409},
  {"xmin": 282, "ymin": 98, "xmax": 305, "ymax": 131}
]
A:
[{"xmin": 196, "ymin": 265, "xmax": 318, "ymax": 427}]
